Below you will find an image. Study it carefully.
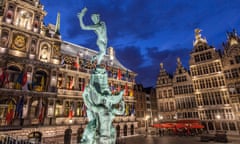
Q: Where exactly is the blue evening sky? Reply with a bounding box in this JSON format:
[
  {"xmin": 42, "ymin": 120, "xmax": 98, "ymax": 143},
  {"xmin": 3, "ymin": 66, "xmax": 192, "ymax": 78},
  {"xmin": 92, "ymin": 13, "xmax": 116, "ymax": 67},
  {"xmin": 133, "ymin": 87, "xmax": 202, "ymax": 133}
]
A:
[{"xmin": 40, "ymin": 0, "xmax": 240, "ymax": 87}]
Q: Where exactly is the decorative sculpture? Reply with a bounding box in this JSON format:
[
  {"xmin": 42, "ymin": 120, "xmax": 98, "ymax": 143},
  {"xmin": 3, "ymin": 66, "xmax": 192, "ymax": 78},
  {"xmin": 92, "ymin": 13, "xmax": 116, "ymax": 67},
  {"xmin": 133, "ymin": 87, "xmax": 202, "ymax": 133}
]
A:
[
  {"xmin": 77, "ymin": 7, "xmax": 107, "ymax": 65},
  {"xmin": 77, "ymin": 7, "xmax": 125, "ymax": 144}
]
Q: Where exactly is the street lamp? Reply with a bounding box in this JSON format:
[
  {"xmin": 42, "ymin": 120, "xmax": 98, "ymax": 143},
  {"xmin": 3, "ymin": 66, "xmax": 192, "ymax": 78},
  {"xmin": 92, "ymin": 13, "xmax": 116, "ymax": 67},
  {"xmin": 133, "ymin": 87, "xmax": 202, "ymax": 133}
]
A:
[
  {"xmin": 145, "ymin": 115, "xmax": 150, "ymax": 137},
  {"xmin": 158, "ymin": 115, "xmax": 163, "ymax": 136}
]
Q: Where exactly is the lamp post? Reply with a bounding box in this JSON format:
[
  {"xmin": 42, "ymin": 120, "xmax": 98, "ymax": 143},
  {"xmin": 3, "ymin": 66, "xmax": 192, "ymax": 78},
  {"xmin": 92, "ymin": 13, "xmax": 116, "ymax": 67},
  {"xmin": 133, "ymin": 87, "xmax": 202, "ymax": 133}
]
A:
[
  {"xmin": 145, "ymin": 115, "xmax": 150, "ymax": 137},
  {"xmin": 159, "ymin": 115, "xmax": 163, "ymax": 136}
]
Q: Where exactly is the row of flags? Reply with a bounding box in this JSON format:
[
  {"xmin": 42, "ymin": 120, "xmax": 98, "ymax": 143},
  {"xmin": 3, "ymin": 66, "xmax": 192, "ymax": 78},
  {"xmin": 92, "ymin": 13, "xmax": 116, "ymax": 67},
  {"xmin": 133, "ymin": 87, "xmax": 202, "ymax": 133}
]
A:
[
  {"xmin": 5, "ymin": 97, "xmax": 44, "ymax": 125},
  {"xmin": 68, "ymin": 103, "xmax": 87, "ymax": 119},
  {"xmin": 16, "ymin": 71, "xmax": 28, "ymax": 90},
  {"xmin": 4, "ymin": 97, "xmax": 135, "ymax": 125},
  {"xmin": 0, "ymin": 67, "xmax": 46, "ymax": 91},
  {"xmin": 0, "ymin": 67, "xmax": 9, "ymax": 88},
  {"xmin": 125, "ymin": 103, "xmax": 135, "ymax": 116},
  {"xmin": 61, "ymin": 57, "xmax": 132, "ymax": 81},
  {"xmin": 110, "ymin": 82, "xmax": 134, "ymax": 96}
]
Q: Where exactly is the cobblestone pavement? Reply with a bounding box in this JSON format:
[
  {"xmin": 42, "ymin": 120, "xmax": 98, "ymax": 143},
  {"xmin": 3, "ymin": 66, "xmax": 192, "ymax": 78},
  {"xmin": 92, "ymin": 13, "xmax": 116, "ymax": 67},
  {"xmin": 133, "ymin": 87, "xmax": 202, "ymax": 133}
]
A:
[{"xmin": 123, "ymin": 135, "xmax": 240, "ymax": 144}]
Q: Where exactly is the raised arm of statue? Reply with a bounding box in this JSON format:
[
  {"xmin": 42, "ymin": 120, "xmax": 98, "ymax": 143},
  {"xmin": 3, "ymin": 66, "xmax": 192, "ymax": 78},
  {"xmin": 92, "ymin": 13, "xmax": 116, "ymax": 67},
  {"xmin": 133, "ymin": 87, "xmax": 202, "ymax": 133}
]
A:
[
  {"xmin": 77, "ymin": 7, "xmax": 108, "ymax": 65},
  {"xmin": 77, "ymin": 7, "xmax": 94, "ymax": 31}
]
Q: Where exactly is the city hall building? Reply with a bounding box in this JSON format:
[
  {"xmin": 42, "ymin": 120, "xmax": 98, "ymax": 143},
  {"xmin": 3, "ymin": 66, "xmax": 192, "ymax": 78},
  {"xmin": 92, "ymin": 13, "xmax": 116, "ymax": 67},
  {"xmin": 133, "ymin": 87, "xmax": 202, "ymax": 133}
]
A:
[{"xmin": 0, "ymin": 0, "xmax": 137, "ymax": 143}]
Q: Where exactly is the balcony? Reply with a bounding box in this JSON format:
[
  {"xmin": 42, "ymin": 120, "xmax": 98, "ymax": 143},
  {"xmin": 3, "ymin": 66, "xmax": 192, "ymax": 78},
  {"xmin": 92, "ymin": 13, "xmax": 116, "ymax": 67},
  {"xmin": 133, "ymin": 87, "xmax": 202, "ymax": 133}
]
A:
[
  {"xmin": 57, "ymin": 89, "xmax": 83, "ymax": 97},
  {"xmin": 55, "ymin": 117, "xmax": 87, "ymax": 125},
  {"xmin": 123, "ymin": 96, "xmax": 135, "ymax": 102},
  {"xmin": 114, "ymin": 116, "xmax": 136, "ymax": 123}
]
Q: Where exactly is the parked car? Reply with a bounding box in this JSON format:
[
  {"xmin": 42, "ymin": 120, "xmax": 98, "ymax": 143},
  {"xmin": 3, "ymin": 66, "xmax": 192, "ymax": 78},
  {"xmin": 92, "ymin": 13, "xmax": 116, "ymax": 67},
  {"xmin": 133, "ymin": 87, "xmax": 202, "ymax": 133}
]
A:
[
  {"xmin": 215, "ymin": 131, "xmax": 228, "ymax": 143},
  {"xmin": 200, "ymin": 134, "xmax": 215, "ymax": 142}
]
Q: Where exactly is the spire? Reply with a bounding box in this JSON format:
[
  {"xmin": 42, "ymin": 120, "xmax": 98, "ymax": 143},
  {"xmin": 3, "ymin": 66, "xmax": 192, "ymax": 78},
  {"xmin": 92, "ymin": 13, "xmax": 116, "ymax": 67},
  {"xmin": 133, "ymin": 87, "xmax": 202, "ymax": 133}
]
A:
[{"xmin": 55, "ymin": 12, "xmax": 60, "ymax": 35}]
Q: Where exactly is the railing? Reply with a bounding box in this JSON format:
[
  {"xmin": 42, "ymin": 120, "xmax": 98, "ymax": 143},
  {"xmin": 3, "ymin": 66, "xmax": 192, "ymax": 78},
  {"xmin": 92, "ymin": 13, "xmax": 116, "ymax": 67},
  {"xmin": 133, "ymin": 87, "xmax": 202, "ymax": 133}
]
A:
[
  {"xmin": 57, "ymin": 89, "xmax": 83, "ymax": 97},
  {"xmin": 0, "ymin": 135, "xmax": 34, "ymax": 144}
]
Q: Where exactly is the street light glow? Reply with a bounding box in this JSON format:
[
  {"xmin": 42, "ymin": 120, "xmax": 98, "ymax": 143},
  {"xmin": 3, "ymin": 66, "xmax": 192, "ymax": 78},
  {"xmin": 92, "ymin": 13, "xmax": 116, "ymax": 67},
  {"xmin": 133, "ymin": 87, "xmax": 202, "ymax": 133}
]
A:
[{"xmin": 216, "ymin": 114, "xmax": 221, "ymax": 119}]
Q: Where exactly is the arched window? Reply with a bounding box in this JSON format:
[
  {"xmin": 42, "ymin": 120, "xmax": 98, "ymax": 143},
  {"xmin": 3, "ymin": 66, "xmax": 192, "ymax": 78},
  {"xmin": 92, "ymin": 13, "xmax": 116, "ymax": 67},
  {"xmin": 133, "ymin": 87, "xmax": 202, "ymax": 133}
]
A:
[
  {"xmin": 208, "ymin": 122, "xmax": 214, "ymax": 130},
  {"xmin": 0, "ymin": 98, "xmax": 16, "ymax": 125},
  {"xmin": 55, "ymin": 100, "xmax": 63, "ymax": 117},
  {"xmin": 77, "ymin": 127, "xmax": 84, "ymax": 143},
  {"xmin": 33, "ymin": 70, "xmax": 47, "ymax": 92},
  {"xmin": 30, "ymin": 100, "xmax": 38, "ymax": 118},
  {"xmin": 7, "ymin": 65, "xmax": 21, "ymax": 89},
  {"xmin": 222, "ymin": 122, "xmax": 228, "ymax": 130},
  {"xmin": 229, "ymin": 122, "xmax": 236, "ymax": 131},
  {"xmin": 64, "ymin": 128, "xmax": 72, "ymax": 144},
  {"xmin": 131, "ymin": 124, "xmax": 134, "ymax": 135},
  {"xmin": 116, "ymin": 125, "xmax": 120, "ymax": 137},
  {"xmin": 124, "ymin": 125, "xmax": 127, "ymax": 136},
  {"xmin": 28, "ymin": 131, "xmax": 42, "ymax": 144},
  {"xmin": 215, "ymin": 122, "xmax": 221, "ymax": 130}
]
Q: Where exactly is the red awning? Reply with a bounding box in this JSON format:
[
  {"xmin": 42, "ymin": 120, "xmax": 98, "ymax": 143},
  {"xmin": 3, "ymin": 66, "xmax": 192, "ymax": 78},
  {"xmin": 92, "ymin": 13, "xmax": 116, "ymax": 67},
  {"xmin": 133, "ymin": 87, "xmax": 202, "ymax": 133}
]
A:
[
  {"xmin": 190, "ymin": 123, "xmax": 204, "ymax": 129},
  {"xmin": 175, "ymin": 123, "xmax": 186, "ymax": 129}
]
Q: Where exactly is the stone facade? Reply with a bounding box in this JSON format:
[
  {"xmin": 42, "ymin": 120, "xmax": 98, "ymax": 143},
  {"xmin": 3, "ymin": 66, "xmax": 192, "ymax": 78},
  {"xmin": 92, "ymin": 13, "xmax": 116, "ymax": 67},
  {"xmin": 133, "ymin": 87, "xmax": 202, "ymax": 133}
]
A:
[
  {"xmin": 173, "ymin": 58, "xmax": 198, "ymax": 121},
  {"xmin": 134, "ymin": 84, "xmax": 147, "ymax": 133},
  {"xmin": 156, "ymin": 29, "xmax": 240, "ymax": 135},
  {"xmin": 156, "ymin": 63, "xmax": 176, "ymax": 122}
]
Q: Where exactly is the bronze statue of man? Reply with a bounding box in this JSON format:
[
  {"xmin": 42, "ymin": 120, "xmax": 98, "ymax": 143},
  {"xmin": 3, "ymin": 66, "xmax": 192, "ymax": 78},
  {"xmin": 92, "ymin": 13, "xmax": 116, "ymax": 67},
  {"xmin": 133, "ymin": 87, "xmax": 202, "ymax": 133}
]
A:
[{"xmin": 77, "ymin": 7, "xmax": 107, "ymax": 65}]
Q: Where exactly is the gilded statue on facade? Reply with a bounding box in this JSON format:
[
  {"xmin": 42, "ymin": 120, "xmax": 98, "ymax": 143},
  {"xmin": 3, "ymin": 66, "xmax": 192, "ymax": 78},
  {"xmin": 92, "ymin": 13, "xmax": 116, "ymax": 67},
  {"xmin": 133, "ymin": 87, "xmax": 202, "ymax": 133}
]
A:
[{"xmin": 77, "ymin": 7, "xmax": 125, "ymax": 144}]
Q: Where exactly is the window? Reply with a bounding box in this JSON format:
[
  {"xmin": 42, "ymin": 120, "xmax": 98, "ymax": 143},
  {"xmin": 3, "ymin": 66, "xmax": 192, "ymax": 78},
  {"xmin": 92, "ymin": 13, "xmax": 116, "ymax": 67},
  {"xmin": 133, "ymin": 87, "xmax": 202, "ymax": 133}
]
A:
[
  {"xmin": 222, "ymin": 122, "xmax": 228, "ymax": 130},
  {"xmin": 206, "ymin": 52, "xmax": 212, "ymax": 60},
  {"xmin": 78, "ymin": 77, "xmax": 85, "ymax": 91},
  {"xmin": 200, "ymin": 54, "xmax": 206, "ymax": 61},
  {"xmin": 168, "ymin": 90, "xmax": 172, "ymax": 97},
  {"xmin": 235, "ymin": 55, "xmax": 240, "ymax": 64},
  {"xmin": 229, "ymin": 122, "xmax": 236, "ymax": 131},
  {"xmin": 195, "ymin": 55, "xmax": 200, "ymax": 62},
  {"xmin": 232, "ymin": 68, "xmax": 239, "ymax": 78}
]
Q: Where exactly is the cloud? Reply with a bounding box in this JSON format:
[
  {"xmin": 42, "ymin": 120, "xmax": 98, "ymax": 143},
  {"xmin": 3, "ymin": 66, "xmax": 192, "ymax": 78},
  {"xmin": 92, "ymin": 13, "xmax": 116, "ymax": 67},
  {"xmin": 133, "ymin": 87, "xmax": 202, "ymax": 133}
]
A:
[
  {"xmin": 115, "ymin": 45, "xmax": 191, "ymax": 87},
  {"xmin": 40, "ymin": 0, "xmax": 240, "ymax": 87}
]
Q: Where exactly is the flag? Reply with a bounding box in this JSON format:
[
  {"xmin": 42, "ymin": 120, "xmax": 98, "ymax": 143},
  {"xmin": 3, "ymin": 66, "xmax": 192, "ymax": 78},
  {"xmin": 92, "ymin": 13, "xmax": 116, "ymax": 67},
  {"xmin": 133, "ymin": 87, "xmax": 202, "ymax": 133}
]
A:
[
  {"xmin": 4, "ymin": 72, "xmax": 9, "ymax": 88},
  {"xmin": 0, "ymin": 68, "xmax": 4, "ymax": 83},
  {"xmin": 21, "ymin": 72, "xmax": 27, "ymax": 86},
  {"xmin": 131, "ymin": 104, "xmax": 135, "ymax": 116},
  {"xmin": 81, "ymin": 81, "xmax": 85, "ymax": 91},
  {"xmin": 16, "ymin": 72, "xmax": 23, "ymax": 89},
  {"xmin": 130, "ymin": 89, "xmax": 134, "ymax": 96},
  {"xmin": 81, "ymin": 103, "xmax": 86, "ymax": 117},
  {"xmin": 16, "ymin": 96, "xmax": 24, "ymax": 118},
  {"xmin": 40, "ymin": 76, "xmax": 44, "ymax": 91},
  {"xmin": 6, "ymin": 101, "xmax": 14, "ymax": 124},
  {"xmin": 21, "ymin": 72, "xmax": 28, "ymax": 90},
  {"xmin": 125, "ymin": 104, "xmax": 129, "ymax": 116},
  {"xmin": 73, "ymin": 58, "xmax": 79, "ymax": 69},
  {"xmin": 124, "ymin": 83, "xmax": 128, "ymax": 96},
  {"xmin": 110, "ymin": 82, "xmax": 115, "ymax": 94},
  {"xmin": 69, "ymin": 77, "xmax": 74, "ymax": 90},
  {"xmin": 117, "ymin": 68, "xmax": 122, "ymax": 80},
  {"xmin": 68, "ymin": 103, "xmax": 74, "ymax": 119},
  {"xmin": 117, "ymin": 84, "xmax": 121, "ymax": 92},
  {"xmin": 38, "ymin": 98, "xmax": 44, "ymax": 123},
  {"xmin": 61, "ymin": 58, "xmax": 65, "ymax": 65}
]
